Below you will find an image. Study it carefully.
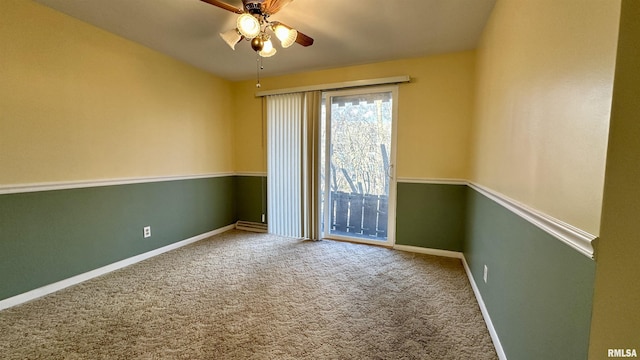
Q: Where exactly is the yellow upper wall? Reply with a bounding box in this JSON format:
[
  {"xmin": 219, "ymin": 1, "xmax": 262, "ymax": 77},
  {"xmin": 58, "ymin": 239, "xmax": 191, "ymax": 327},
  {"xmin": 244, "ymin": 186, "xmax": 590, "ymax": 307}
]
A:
[
  {"xmin": 232, "ymin": 52, "xmax": 476, "ymax": 180},
  {"xmin": 0, "ymin": 0, "xmax": 234, "ymax": 185},
  {"xmin": 471, "ymin": 0, "xmax": 621, "ymax": 234}
]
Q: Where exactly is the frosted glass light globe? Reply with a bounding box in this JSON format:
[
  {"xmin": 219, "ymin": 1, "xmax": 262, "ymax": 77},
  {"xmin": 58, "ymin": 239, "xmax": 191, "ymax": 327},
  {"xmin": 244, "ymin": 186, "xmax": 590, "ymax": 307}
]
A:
[
  {"xmin": 237, "ymin": 14, "xmax": 260, "ymax": 39},
  {"xmin": 259, "ymin": 39, "xmax": 277, "ymax": 57},
  {"xmin": 274, "ymin": 24, "xmax": 297, "ymax": 48}
]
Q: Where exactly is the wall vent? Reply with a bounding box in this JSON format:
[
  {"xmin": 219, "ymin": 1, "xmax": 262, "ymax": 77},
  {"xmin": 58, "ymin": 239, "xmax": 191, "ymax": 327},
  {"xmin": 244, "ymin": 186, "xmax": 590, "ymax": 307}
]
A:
[{"xmin": 236, "ymin": 221, "xmax": 268, "ymax": 233}]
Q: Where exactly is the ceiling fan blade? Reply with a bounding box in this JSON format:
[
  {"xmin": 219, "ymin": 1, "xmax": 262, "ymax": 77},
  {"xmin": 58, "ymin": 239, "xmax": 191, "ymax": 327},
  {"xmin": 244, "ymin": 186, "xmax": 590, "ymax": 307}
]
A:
[
  {"xmin": 261, "ymin": 0, "xmax": 294, "ymax": 15},
  {"xmin": 199, "ymin": 0, "xmax": 244, "ymax": 14},
  {"xmin": 294, "ymin": 30, "xmax": 314, "ymax": 47}
]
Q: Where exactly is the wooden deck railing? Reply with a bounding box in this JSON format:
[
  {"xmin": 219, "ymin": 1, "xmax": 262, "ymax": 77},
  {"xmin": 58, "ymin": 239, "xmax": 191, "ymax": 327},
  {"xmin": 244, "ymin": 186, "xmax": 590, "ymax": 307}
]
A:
[{"xmin": 329, "ymin": 191, "xmax": 388, "ymax": 238}]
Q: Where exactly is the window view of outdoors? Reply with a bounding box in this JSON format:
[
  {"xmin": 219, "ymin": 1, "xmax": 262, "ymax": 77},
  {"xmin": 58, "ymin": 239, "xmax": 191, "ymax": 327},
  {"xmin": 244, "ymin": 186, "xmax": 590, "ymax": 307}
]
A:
[{"xmin": 321, "ymin": 91, "xmax": 393, "ymax": 241}]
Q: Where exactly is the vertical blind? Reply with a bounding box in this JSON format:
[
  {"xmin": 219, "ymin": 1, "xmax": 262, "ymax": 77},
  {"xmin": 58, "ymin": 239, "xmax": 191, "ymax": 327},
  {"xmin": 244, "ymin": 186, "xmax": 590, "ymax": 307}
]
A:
[
  {"xmin": 267, "ymin": 93, "xmax": 304, "ymax": 238},
  {"xmin": 266, "ymin": 91, "xmax": 322, "ymax": 239}
]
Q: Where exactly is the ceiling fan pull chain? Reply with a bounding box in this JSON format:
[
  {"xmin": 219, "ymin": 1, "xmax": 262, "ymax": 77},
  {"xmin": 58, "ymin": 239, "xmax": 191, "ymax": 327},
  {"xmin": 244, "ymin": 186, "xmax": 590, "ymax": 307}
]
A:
[{"xmin": 256, "ymin": 55, "xmax": 262, "ymax": 88}]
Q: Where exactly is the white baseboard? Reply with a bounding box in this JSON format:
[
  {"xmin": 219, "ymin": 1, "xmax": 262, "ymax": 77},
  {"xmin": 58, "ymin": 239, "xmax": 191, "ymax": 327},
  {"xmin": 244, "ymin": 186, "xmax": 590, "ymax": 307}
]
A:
[
  {"xmin": 0, "ymin": 224, "xmax": 236, "ymax": 311},
  {"xmin": 461, "ymin": 256, "xmax": 508, "ymax": 360},
  {"xmin": 393, "ymin": 244, "xmax": 463, "ymax": 259}
]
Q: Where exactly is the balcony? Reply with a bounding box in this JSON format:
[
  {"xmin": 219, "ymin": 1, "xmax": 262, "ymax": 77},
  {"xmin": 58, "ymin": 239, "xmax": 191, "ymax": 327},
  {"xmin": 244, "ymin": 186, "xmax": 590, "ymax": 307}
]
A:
[{"xmin": 327, "ymin": 191, "xmax": 388, "ymax": 240}]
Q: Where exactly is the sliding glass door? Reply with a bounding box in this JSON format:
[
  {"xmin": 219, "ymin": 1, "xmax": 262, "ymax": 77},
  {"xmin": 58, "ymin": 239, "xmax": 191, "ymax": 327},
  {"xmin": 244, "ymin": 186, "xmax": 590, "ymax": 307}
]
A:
[{"xmin": 320, "ymin": 86, "xmax": 398, "ymax": 246}]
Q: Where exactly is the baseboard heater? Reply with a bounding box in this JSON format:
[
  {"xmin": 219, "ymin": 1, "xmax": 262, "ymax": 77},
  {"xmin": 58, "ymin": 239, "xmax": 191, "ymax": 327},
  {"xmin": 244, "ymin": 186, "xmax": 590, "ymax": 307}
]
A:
[{"xmin": 235, "ymin": 221, "xmax": 268, "ymax": 233}]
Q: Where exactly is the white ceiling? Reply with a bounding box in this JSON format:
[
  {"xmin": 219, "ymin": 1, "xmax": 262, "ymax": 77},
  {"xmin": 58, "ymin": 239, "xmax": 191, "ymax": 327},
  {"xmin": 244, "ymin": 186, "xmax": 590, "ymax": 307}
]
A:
[{"xmin": 33, "ymin": 0, "xmax": 496, "ymax": 81}]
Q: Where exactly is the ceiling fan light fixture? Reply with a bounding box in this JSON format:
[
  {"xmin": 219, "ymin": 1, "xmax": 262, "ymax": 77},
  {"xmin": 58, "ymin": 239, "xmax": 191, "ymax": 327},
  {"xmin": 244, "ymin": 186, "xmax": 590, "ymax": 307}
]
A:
[
  {"xmin": 274, "ymin": 24, "xmax": 297, "ymax": 48},
  {"xmin": 237, "ymin": 13, "xmax": 261, "ymax": 39},
  {"xmin": 259, "ymin": 39, "xmax": 277, "ymax": 57},
  {"xmin": 219, "ymin": 28, "xmax": 242, "ymax": 50}
]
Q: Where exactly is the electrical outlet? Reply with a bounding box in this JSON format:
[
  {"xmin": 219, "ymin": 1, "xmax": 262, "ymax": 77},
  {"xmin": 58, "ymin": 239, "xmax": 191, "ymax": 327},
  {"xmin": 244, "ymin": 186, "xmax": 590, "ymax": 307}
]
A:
[
  {"xmin": 483, "ymin": 265, "xmax": 488, "ymax": 283},
  {"xmin": 143, "ymin": 226, "xmax": 151, "ymax": 238}
]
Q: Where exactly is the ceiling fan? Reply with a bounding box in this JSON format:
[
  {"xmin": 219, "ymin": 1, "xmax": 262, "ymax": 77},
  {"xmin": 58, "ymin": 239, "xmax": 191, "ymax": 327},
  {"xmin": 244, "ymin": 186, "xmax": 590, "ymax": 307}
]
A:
[{"xmin": 200, "ymin": 0, "xmax": 314, "ymax": 58}]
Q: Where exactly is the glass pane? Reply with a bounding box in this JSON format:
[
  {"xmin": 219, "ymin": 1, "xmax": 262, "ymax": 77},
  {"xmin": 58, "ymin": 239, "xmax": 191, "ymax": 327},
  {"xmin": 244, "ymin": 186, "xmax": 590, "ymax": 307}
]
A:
[{"xmin": 324, "ymin": 91, "xmax": 393, "ymax": 241}]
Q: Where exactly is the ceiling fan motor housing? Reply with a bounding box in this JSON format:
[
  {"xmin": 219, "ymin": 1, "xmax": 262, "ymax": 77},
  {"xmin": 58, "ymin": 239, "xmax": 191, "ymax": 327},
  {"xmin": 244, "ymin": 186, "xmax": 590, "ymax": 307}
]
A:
[{"xmin": 244, "ymin": 0, "xmax": 265, "ymax": 14}]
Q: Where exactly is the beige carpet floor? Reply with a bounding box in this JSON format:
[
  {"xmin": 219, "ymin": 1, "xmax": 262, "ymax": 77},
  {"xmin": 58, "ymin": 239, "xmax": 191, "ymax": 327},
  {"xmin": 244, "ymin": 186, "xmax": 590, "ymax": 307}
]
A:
[{"xmin": 0, "ymin": 230, "xmax": 498, "ymax": 359}]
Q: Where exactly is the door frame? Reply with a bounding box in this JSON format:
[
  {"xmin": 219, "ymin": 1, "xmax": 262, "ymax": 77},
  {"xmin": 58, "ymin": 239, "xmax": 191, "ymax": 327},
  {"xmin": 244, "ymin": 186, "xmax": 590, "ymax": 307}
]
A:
[{"xmin": 320, "ymin": 85, "xmax": 398, "ymax": 247}]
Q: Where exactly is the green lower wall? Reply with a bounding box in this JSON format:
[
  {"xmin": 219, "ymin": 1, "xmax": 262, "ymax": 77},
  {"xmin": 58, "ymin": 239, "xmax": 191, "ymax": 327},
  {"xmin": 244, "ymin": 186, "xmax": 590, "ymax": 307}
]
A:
[
  {"xmin": 0, "ymin": 176, "xmax": 236, "ymax": 301},
  {"xmin": 395, "ymin": 182, "xmax": 596, "ymax": 358},
  {"xmin": 235, "ymin": 176, "xmax": 267, "ymax": 224},
  {"xmin": 2, "ymin": 177, "xmax": 597, "ymax": 359},
  {"xmin": 464, "ymin": 187, "xmax": 596, "ymax": 360},
  {"xmin": 395, "ymin": 182, "xmax": 466, "ymax": 251}
]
